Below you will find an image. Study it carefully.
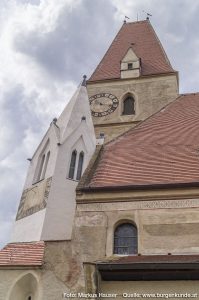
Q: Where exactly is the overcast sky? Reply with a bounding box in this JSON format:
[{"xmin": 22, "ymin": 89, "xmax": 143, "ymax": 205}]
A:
[{"xmin": 0, "ymin": 0, "xmax": 199, "ymax": 249}]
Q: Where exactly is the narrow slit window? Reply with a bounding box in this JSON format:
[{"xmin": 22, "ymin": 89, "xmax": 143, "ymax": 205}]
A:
[
  {"xmin": 123, "ymin": 96, "xmax": 135, "ymax": 115},
  {"xmin": 76, "ymin": 152, "xmax": 84, "ymax": 180},
  {"xmin": 37, "ymin": 154, "xmax": 45, "ymax": 181},
  {"xmin": 68, "ymin": 150, "xmax": 77, "ymax": 179},
  {"xmin": 114, "ymin": 223, "xmax": 137, "ymax": 255},
  {"xmin": 41, "ymin": 151, "xmax": 50, "ymax": 180}
]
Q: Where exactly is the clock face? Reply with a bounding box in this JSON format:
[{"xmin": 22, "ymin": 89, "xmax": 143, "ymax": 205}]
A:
[{"xmin": 89, "ymin": 93, "xmax": 119, "ymax": 117}]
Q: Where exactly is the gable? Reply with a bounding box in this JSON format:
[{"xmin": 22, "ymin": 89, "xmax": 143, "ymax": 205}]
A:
[{"xmin": 122, "ymin": 47, "xmax": 139, "ymax": 62}]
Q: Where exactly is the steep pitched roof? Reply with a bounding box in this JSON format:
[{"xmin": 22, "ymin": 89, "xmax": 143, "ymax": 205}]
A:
[
  {"xmin": 83, "ymin": 93, "xmax": 199, "ymax": 189},
  {"xmin": 89, "ymin": 20, "xmax": 175, "ymax": 82},
  {"xmin": 0, "ymin": 242, "xmax": 44, "ymax": 267}
]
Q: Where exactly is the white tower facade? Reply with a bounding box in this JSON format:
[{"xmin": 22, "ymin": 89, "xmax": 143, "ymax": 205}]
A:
[{"xmin": 11, "ymin": 78, "xmax": 96, "ymax": 242}]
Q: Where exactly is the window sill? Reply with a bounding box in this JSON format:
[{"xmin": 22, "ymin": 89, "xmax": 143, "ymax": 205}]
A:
[
  {"xmin": 66, "ymin": 177, "xmax": 79, "ymax": 182},
  {"xmin": 32, "ymin": 178, "xmax": 44, "ymax": 185}
]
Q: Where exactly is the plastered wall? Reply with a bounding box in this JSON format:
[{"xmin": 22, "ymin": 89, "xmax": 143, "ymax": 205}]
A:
[{"xmin": 87, "ymin": 74, "xmax": 178, "ymax": 141}]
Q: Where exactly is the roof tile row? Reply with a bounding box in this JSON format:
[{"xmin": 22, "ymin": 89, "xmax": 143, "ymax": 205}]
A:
[{"xmin": 0, "ymin": 242, "xmax": 44, "ymax": 266}]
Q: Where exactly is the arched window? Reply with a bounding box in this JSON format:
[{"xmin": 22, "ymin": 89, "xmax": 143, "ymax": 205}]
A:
[
  {"xmin": 76, "ymin": 151, "xmax": 84, "ymax": 180},
  {"xmin": 123, "ymin": 96, "xmax": 135, "ymax": 115},
  {"xmin": 68, "ymin": 150, "xmax": 77, "ymax": 179},
  {"xmin": 114, "ymin": 223, "xmax": 137, "ymax": 255},
  {"xmin": 37, "ymin": 154, "xmax": 45, "ymax": 181},
  {"xmin": 9, "ymin": 273, "xmax": 38, "ymax": 300},
  {"xmin": 41, "ymin": 151, "xmax": 50, "ymax": 180}
]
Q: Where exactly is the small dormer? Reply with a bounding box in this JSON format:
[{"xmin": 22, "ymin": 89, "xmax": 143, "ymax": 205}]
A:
[{"xmin": 120, "ymin": 47, "xmax": 141, "ymax": 79}]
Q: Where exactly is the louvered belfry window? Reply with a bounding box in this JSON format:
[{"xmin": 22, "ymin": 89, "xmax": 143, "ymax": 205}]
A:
[
  {"xmin": 114, "ymin": 223, "xmax": 137, "ymax": 255},
  {"xmin": 123, "ymin": 96, "xmax": 135, "ymax": 115},
  {"xmin": 68, "ymin": 150, "xmax": 77, "ymax": 179}
]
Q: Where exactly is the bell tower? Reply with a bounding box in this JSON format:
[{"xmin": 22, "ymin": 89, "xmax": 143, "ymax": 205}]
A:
[{"xmin": 87, "ymin": 20, "xmax": 179, "ymax": 142}]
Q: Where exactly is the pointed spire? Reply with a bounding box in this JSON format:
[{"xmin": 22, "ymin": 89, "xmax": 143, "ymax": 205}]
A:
[{"xmin": 81, "ymin": 75, "xmax": 87, "ymax": 87}]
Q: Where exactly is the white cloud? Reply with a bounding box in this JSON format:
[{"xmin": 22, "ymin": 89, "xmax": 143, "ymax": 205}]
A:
[{"xmin": 0, "ymin": 218, "xmax": 15, "ymax": 250}]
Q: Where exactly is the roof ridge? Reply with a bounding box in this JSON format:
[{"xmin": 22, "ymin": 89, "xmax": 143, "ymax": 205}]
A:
[
  {"xmin": 148, "ymin": 21, "xmax": 174, "ymax": 70},
  {"xmin": 7, "ymin": 241, "xmax": 44, "ymax": 245},
  {"xmin": 124, "ymin": 20, "xmax": 149, "ymax": 25},
  {"xmin": 180, "ymin": 92, "xmax": 199, "ymax": 96}
]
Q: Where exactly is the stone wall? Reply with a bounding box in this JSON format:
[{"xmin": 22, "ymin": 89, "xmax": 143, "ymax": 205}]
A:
[
  {"xmin": 42, "ymin": 194, "xmax": 199, "ymax": 296},
  {"xmin": 74, "ymin": 205, "xmax": 199, "ymax": 258},
  {"xmin": 87, "ymin": 74, "xmax": 178, "ymax": 141}
]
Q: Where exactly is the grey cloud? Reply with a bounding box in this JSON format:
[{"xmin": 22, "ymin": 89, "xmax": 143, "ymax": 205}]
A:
[
  {"xmin": 144, "ymin": 0, "xmax": 199, "ymax": 92},
  {"xmin": 1, "ymin": 85, "xmax": 43, "ymax": 159},
  {"xmin": 16, "ymin": 0, "xmax": 40, "ymax": 5},
  {"xmin": 13, "ymin": 0, "xmax": 118, "ymax": 81}
]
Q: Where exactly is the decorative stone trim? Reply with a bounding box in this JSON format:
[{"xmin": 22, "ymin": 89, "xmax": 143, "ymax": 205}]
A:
[
  {"xmin": 16, "ymin": 177, "xmax": 52, "ymax": 220},
  {"xmin": 77, "ymin": 198, "xmax": 199, "ymax": 212}
]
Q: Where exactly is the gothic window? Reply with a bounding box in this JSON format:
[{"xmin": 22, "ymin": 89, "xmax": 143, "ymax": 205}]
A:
[
  {"xmin": 76, "ymin": 151, "xmax": 84, "ymax": 181},
  {"xmin": 68, "ymin": 150, "xmax": 77, "ymax": 179},
  {"xmin": 123, "ymin": 96, "xmax": 135, "ymax": 115},
  {"xmin": 37, "ymin": 154, "xmax": 45, "ymax": 181},
  {"xmin": 41, "ymin": 151, "xmax": 50, "ymax": 180},
  {"xmin": 114, "ymin": 223, "xmax": 137, "ymax": 255},
  {"xmin": 9, "ymin": 274, "xmax": 38, "ymax": 300}
]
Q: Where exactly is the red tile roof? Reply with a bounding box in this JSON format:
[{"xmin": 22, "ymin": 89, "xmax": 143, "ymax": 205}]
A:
[
  {"xmin": 0, "ymin": 242, "xmax": 44, "ymax": 267},
  {"xmin": 89, "ymin": 21, "xmax": 175, "ymax": 82},
  {"xmin": 86, "ymin": 93, "xmax": 199, "ymax": 188}
]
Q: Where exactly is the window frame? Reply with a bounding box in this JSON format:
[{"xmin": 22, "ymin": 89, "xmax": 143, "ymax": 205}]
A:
[
  {"xmin": 37, "ymin": 153, "xmax": 45, "ymax": 182},
  {"xmin": 122, "ymin": 95, "xmax": 135, "ymax": 115},
  {"xmin": 76, "ymin": 151, "xmax": 84, "ymax": 181},
  {"xmin": 113, "ymin": 222, "xmax": 138, "ymax": 255},
  {"xmin": 68, "ymin": 150, "xmax": 77, "ymax": 180},
  {"xmin": 127, "ymin": 63, "xmax": 133, "ymax": 70},
  {"xmin": 41, "ymin": 150, "xmax": 50, "ymax": 180}
]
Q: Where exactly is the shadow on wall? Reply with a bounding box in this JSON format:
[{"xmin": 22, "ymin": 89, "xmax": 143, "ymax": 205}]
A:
[{"xmin": 8, "ymin": 273, "xmax": 39, "ymax": 300}]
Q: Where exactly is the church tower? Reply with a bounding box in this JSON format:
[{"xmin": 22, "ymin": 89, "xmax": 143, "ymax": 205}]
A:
[
  {"xmin": 87, "ymin": 20, "xmax": 179, "ymax": 142},
  {"xmin": 10, "ymin": 78, "xmax": 96, "ymax": 243}
]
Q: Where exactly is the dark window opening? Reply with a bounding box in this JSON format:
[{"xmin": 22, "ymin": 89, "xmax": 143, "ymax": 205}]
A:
[
  {"xmin": 37, "ymin": 154, "xmax": 45, "ymax": 181},
  {"xmin": 41, "ymin": 151, "xmax": 50, "ymax": 180},
  {"xmin": 128, "ymin": 63, "xmax": 133, "ymax": 70},
  {"xmin": 68, "ymin": 150, "xmax": 77, "ymax": 179},
  {"xmin": 114, "ymin": 223, "xmax": 137, "ymax": 255},
  {"xmin": 76, "ymin": 152, "xmax": 84, "ymax": 180},
  {"xmin": 123, "ymin": 96, "xmax": 135, "ymax": 115}
]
